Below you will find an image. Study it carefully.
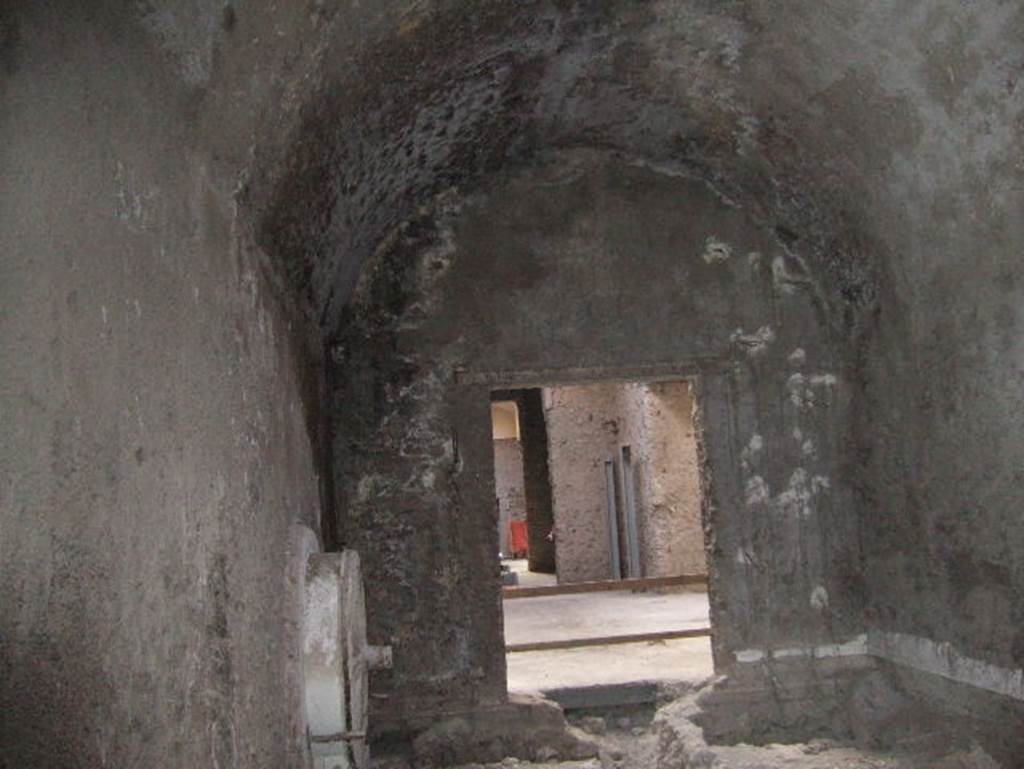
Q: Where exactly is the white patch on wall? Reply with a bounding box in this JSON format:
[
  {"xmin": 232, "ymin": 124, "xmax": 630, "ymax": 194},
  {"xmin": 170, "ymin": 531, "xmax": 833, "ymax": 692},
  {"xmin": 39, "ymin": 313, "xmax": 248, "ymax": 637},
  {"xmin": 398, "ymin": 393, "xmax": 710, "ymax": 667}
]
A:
[
  {"xmin": 745, "ymin": 466, "xmax": 828, "ymax": 518},
  {"xmin": 787, "ymin": 374, "xmax": 807, "ymax": 407},
  {"xmin": 357, "ymin": 474, "xmax": 383, "ymax": 502},
  {"xmin": 730, "ymin": 325, "xmax": 775, "ymax": 356},
  {"xmin": 702, "ymin": 236, "xmax": 733, "ymax": 263},
  {"xmin": 776, "ymin": 468, "xmax": 814, "ymax": 518},
  {"xmin": 810, "ymin": 585, "xmax": 829, "ymax": 610},
  {"xmin": 788, "ymin": 347, "xmax": 806, "ymax": 366},
  {"xmin": 735, "ymin": 634, "xmax": 868, "ymax": 663},
  {"xmin": 802, "ymin": 438, "xmax": 816, "ymax": 457},
  {"xmin": 869, "ymin": 631, "xmax": 1024, "ymax": 701},
  {"xmin": 787, "ymin": 372, "xmax": 838, "ymax": 409},
  {"xmin": 736, "ymin": 115, "xmax": 760, "ymax": 157},
  {"xmin": 745, "ymin": 475, "xmax": 770, "ymax": 506},
  {"xmin": 719, "ymin": 38, "xmax": 742, "ymax": 70},
  {"xmin": 771, "ymin": 255, "xmax": 814, "ymax": 295},
  {"xmin": 741, "ymin": 433, "xmax": 764, "ymax": 471},
  {"xmin": 736, "ymin": 634, "xmax": 1024, "ymax": 703},
  {"xmin": 114, "ymin": 161, "xmax": 157, "ymax": 223},
  {"xmin": 786, "ymin": 374, "xmax": 810, "ymax": 407}
]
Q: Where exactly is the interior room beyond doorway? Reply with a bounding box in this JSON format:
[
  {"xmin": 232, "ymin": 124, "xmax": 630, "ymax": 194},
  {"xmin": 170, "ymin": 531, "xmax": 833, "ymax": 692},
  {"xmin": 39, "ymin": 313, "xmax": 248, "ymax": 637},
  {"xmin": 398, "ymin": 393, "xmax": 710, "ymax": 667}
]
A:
[
  {"xmin": 492, "ymin": 380, "xmax": 708, "ymax": 587},
  {"xmin": 489, "ymin": 379, "xmax": 713, "ymax": 699}
]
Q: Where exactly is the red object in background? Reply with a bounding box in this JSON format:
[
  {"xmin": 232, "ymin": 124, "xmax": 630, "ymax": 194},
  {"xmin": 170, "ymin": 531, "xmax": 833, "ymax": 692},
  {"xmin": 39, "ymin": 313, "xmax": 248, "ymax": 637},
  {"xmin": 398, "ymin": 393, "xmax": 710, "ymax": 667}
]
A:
[{"xmin": 509, "ymin": 521, "xmax": 529, "ymax": 557}]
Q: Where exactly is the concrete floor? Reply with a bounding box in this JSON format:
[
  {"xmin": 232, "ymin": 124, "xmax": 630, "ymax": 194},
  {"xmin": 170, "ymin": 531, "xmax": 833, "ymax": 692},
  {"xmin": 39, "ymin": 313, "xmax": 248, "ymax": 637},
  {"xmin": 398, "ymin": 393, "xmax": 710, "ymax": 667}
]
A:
[
  {"xmin": 503, "ymin": 559, "xmax": 558, "ymax": 588},
  {"xmin": 506, "ymin": 636, "xmax": 714, "ymax": 694},
  {"xmin": 502, "ymin": 589, "xmax": 709, "ymax": 646},
  {"xmin": 503, "ymin": 588, "xmax": 712, "ymax": 695}
]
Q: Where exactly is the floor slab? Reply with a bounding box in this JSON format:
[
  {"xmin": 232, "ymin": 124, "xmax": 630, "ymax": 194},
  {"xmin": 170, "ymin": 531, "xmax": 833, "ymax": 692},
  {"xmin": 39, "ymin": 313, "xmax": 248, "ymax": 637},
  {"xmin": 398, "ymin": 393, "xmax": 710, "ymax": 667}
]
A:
[
  {"xmin": 504, "ymin": 588, "xmax": 713, "ymax": 698},
  {"xmin": 504, "ymin": 558, "xmax": 558, "ymax": 589},
  {"xmin": 506, "ymin": 636, "xmax": 714, "ymax": 695},
  {"xmin": 502, "ymin": 589, "xmax": 709, "ymax": 646}
]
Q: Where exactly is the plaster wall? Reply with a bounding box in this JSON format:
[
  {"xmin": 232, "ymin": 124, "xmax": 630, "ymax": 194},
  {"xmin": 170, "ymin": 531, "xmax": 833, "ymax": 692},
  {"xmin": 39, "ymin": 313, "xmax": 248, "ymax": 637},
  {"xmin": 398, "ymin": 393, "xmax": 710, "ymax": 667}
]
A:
[
  {"xmin": 251, "ymin": 0, "xmax": 1024, "ymax": 730},
  {"xmin": 9, "ymin": 0, "xmax": 1024, "ymax": 756},
  {"xmin": 543, "ymin": 381, "xmax": 704, "ymax": 583},
  {"xmin": 831, "ymin": 6, "xmax": 1024, "ymax": 720},
  {"xmin": 237, "ymin": 1, "xmax": 1024, "ymax": 721},
  {"xmin": 545, "ymin": 383, "xmax": 622, "ymax": 584},
  {"xmin": 618, "ymin": 381, "xmax": 706, "ymax": 578},
  {"xmin": 516, "ymin": 389, "xmax": 558, "ymax": 575},
  {"xmin": 330, "ymin": 151, "xmax": 859, "ymax": 725},
  {"xmin": 1, "ymin": 7, "xmax": 323, "ymax": 767},
  {"xmin": 493, "ymin": 438, "xmax": 526, "ymax": 556}
]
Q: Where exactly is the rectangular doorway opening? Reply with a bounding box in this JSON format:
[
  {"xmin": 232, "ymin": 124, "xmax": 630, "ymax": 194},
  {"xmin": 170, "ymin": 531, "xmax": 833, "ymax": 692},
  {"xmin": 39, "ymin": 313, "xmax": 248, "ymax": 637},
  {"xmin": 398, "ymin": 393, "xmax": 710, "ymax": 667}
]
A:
[{"xmin": 488, "ymin": 378, "xmax": 714, "ymax": 701}]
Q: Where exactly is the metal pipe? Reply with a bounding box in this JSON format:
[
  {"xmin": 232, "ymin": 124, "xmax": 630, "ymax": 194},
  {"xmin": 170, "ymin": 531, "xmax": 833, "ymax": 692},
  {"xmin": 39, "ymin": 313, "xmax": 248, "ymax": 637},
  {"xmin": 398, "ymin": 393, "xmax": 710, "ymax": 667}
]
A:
[
  {"xmin": 620, "ymin": 445, "xmax": 641, "ymax": 579},
  {"xmin": 604, "ymin": 459, "xmax": 622, "ymax": 580}
]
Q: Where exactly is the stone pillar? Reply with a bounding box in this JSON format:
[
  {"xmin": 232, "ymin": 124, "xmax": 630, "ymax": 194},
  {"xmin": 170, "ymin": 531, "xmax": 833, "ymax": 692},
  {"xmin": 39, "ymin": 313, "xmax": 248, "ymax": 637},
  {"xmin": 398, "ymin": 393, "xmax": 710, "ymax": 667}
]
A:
[
  {"xmin": 516, "ymin": 389, "xmax": 557, "ymax": 573},
  {"xmin": 493, "ymin": 438, "xmax": 526, "ymax": 556}
]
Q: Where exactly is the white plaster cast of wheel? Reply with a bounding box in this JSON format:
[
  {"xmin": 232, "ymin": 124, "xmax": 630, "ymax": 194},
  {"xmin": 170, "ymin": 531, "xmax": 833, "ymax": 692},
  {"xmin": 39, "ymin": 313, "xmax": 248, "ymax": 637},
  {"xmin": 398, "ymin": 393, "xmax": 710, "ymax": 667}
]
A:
[
  {"xmin": 340, "ymin": 550, "xmax": 393, "ymax": 769},
  {"xmin": 304, "ymin": 552, "xmax": 350, "ymax": 768},
  {"xmin": 288, "ymin": 523, "xmax": 322, "ymax": 768},
  {"xmin": 301, "ymin": 548, "xmax": 392, "ymax": 769}
]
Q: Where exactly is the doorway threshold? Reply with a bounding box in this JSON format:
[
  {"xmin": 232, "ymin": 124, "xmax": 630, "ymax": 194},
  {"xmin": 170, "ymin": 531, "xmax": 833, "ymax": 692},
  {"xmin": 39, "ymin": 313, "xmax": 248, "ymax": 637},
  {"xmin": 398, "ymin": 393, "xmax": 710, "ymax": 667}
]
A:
[
  {"xmin": 503, "ymin": 573, "xmax": 707, "ymax": 599},
  {"xmin": 507, "ymin": 636, "xmax": 714, "ymax": 707}
]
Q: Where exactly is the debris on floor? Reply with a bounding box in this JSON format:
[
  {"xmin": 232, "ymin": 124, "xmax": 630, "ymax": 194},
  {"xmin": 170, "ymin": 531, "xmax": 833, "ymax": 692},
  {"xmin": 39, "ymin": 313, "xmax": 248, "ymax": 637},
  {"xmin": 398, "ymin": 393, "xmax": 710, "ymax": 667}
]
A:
[
  {"xmin": 431, "ymin": 680, "xmax": 1006, "ymax": 769},
  {"xmin": 408, "ymin": 693, "xmax": 599, "ymax": 768},
  {"xmin": 650, "ymin": 681, "xmax": 1005, "ymax": 769}
]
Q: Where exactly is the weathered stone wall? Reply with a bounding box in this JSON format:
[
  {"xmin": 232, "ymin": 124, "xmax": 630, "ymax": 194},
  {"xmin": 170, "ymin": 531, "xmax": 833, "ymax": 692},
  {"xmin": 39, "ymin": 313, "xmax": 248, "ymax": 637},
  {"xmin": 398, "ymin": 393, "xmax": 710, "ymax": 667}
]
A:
[
  {"xmin": 845, "ymin": 8, "xmax": 1024, "ymax": 732},
  {"xmin": 241, "ymin": 6, "xmax": 1024, "ymax": 727},
  {"xmin": 545, "ymin": 383, "xmax": 622, "ymax": 583},
  {"xmin": 619, "ymin": 381, "xmax": 706, "ymax": 578},
  {"xmin": 253, "ymin": 6, "xmax": 1024, "ymax": 738},
  {"xmin": 516, "ymin": 389, "xmax": 558, "ymax": 575},
  {"xmin": 493, "ymin": 438, "xmax": 526, "ymax": 556},
  {"xmin": 330, "ymin": 150, "xmax": 858, "ymax": 724},
  {"xmin": 543, "ymin": 381, "xmax": 705, "ymax": 583},
  {"xmin": 0, "ymin": 5, "xmax": 324, "ymax": 767},
  {"xmin": 9, "ymin": 0, "xmax": 1024, "ymax": 758}
]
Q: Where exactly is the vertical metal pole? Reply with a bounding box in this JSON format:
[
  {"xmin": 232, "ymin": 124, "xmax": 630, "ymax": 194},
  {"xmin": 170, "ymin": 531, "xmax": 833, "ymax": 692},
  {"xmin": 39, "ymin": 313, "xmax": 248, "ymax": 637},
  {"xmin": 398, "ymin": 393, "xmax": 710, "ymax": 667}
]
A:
[
  {"xmin": 620, "ymin": 445, "xmax": 642, "ymax": 579},
  {"xmin": 497, "ymin": 496, "xmax": 510, "ymax": 559},
  {"xmin": 603, "ymin": 459, "xmax": 622, "ymax": 580}
]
